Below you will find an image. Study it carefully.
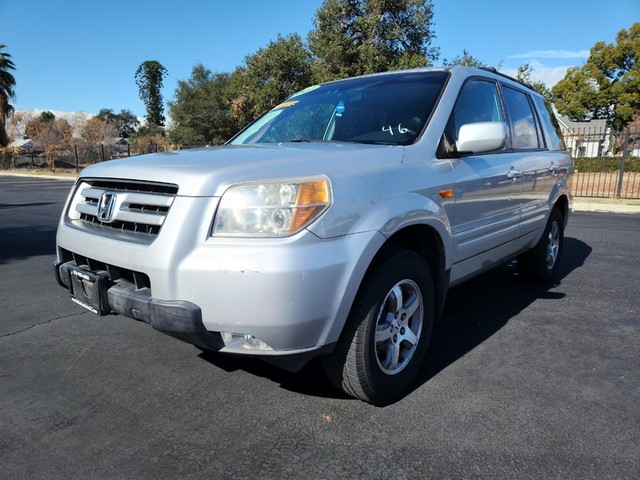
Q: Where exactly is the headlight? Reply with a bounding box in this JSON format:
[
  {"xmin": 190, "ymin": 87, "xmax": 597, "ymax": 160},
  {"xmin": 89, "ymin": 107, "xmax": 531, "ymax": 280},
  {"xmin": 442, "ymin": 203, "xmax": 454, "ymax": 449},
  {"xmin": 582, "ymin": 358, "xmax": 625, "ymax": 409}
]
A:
[{"xmin": 212, "ymin": 177, "xmax": 332, "ymax": 237}]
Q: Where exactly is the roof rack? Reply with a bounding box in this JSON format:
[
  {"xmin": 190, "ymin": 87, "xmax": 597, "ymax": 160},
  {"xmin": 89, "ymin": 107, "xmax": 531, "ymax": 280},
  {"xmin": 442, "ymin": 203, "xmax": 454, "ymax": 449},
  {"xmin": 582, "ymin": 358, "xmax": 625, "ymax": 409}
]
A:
[{"xmin": 478, "ymin": 66, "xmax": 534, "ymax": 91}]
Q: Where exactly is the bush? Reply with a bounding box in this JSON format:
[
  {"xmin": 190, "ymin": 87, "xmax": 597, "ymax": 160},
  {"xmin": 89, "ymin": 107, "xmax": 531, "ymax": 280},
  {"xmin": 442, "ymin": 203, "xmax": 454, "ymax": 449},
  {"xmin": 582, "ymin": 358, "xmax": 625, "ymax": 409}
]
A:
[{"xmin": 574, "ymin": 156, "xmax": 640, "ymax": 173}]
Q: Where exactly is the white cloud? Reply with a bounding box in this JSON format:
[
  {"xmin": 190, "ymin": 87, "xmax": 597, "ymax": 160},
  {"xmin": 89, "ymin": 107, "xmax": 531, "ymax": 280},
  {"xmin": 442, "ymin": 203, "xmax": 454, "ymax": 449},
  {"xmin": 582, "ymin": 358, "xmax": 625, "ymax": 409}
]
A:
[
  {"xmin": 501, "ymin": 60, "xmax": 571, "ymax": 88},
  {"xmin": 507, "ymin": 49, "xmax": 590, "ymax": 59}
]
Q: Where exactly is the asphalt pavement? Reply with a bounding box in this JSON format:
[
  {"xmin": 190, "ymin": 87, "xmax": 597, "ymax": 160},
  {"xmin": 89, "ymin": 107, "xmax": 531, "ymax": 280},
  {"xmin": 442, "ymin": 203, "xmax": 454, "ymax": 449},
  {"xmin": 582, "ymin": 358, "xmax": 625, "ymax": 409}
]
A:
[{"xmin": 1, "ymin": 175, "xmax": 639, "ymax": 479}]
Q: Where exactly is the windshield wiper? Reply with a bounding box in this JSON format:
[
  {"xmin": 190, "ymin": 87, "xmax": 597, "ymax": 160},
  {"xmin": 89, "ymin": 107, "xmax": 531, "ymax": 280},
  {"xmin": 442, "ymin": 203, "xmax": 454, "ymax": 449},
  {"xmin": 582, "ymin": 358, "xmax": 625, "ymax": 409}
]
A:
[{"xmin": 289, "ymin": 138, "xmax": 312, "ymax": 143}]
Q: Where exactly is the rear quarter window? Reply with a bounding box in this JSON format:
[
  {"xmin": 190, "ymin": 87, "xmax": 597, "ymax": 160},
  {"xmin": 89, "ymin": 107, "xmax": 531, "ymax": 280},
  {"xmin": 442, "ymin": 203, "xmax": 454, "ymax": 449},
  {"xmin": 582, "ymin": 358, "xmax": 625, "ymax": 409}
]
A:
[{"xmin": 532, "ymin": 95, "xmax": 566, "ymax": 151}]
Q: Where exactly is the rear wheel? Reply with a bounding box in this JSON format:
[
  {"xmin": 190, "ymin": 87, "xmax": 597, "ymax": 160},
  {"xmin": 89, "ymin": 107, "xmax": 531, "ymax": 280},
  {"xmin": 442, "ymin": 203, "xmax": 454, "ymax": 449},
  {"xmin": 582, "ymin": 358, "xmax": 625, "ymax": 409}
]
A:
[
  {"xmin": 518, "ymin": 207, "xmax": 564, "ymax": 283},
  {"xmin": 323, "ymin": 249, "xmax": 434, "ymax": 404}
]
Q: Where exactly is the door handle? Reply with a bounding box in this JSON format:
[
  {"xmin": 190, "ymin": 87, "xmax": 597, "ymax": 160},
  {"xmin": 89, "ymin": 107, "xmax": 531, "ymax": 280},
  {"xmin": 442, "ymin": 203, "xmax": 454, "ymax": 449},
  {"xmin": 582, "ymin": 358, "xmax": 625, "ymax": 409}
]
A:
[{"xmin": 507, "ymin": 168, "xmax": 523, "ymax": 180}]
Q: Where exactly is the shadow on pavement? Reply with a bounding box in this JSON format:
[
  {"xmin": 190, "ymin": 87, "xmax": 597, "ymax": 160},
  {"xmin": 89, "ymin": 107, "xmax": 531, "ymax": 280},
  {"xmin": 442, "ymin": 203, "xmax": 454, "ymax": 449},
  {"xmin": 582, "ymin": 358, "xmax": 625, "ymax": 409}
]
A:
[
  {"xmin": 0, "ymin": 225, "xmax": 57, "ymax": 264},
  {"xmin": 411, "ymin": 237, "xmax": 592, "ymax": 398},
  {"xmin": 198, "ymin": 237, "xmax": 592, "ymax": 404}
]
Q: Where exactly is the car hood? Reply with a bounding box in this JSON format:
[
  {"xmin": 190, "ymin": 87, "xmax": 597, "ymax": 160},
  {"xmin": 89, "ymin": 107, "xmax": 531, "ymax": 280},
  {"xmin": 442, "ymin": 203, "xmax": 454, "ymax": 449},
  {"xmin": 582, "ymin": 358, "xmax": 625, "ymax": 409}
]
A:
[{"xmin": 79, "ymin": 143, "xmax": 404, "ymax": 197}]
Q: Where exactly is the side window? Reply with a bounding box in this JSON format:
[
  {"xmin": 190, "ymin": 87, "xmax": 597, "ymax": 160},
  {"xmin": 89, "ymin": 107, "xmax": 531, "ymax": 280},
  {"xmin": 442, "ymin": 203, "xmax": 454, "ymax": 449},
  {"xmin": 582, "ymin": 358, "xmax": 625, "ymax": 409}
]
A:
[
  {"xmin": 532, "ymin": 95, "xmax": 567, "ymax": 151},
  {"xmin": 447, "ymin": 80, "xmax": 504, "ymax": 142},
  {"xmin": 501, "ymin": 86, "xmax": 541, "ymax": 150}
]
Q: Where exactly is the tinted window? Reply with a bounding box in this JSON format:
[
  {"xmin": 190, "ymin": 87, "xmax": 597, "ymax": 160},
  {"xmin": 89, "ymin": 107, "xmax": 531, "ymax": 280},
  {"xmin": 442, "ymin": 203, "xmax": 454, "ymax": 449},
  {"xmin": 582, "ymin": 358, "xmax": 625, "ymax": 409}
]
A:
[
  {"xmin": 501, "ymin": 86, "xmax": 541, "ymax": 150},
  {"xmin": 449, "ymin": 80, "xmax": 504, "ymax": 141},
  {"xmin": 532, "ymin": 95, "xmax": 566, "ymax": 151},
  {"xmin": 230, "ymin": 71, "xmax": 449, "ymax": 146}
]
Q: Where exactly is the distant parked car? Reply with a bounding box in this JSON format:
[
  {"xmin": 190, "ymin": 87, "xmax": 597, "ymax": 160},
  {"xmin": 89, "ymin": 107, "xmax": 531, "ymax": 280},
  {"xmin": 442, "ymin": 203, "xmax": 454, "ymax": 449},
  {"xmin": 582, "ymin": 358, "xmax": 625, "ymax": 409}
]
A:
[{"xmin": 54, "ymin": 66, "xmax": 573, "ymax": 403}]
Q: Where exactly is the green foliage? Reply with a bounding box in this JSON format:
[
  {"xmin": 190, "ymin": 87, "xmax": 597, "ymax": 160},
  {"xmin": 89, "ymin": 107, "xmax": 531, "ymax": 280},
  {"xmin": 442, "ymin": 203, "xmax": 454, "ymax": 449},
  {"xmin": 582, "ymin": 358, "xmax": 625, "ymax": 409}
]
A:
[
  {"xmin": 230, "ymin": 34, "xmax": 313, "ymax": 127},
  {"xmin": 574, "ymin": 156, "xmax": 640, "ymax": 173},
  {"xmin": 135, "ymin": 60, "xmax": 168, "ymax": 127},
  {"xmin": 168, "ymin": 64, "xmax": 238, "ymax": 145},
  {"xmin": 133, "ymin": 124, "xmax": 165, "ymax": 140},
  {"xmin": 308, "ymin": 0, "xmax": 438, "ymax": 83},
  {"xmin": 0, "ymin": 44, "xmax": 16, "ymax": 146},
  {"xmin": 553, "ymin": 23, "xmax": 640, "ymax": 131},
  {"xmin": 96, "ymin": 108, "xmax": 139, "ymax": 137},
  {"xmin": 40, "ymin": 110, "xmax": 55, "ymax": 122},
  {"xmin": 443, "ymin": 50, "xmax": 486, "ymax": 67}
]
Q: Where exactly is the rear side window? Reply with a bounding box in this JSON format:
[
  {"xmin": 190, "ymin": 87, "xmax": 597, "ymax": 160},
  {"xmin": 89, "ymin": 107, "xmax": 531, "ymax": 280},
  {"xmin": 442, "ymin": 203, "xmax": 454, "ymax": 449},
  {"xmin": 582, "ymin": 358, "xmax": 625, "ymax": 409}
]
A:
[
  {"xmin": 532, "ymin": 95, "xmax": 566, "ymax": 151},
  {"xmin": 501, "ymin": 86, "xmax": 541, "ymax": 150}
]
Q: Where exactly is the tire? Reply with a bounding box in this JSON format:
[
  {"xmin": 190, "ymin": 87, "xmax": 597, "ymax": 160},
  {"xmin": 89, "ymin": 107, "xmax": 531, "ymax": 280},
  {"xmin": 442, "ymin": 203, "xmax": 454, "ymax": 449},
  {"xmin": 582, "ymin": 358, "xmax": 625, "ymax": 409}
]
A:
[
  {"xmin": 322, "ymin": 249, "xmax": 434, "ymax": 404},
  {"xmin": 518, "ymin": 207, "xmax": 564, "ymax": 284}
]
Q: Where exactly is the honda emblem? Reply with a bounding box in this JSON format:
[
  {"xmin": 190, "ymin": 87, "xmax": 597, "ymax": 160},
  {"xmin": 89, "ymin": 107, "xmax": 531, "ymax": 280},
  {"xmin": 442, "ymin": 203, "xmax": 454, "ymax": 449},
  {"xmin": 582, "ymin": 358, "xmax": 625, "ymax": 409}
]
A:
[{"xmin": 97, "ymin": 192, "xmax": 117, "ymax": 222}]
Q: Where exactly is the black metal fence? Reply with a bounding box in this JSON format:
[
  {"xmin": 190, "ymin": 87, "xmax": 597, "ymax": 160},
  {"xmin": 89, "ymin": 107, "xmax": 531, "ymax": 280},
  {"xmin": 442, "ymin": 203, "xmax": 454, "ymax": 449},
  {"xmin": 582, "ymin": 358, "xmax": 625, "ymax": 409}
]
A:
[
  {"xmin": 2, "ymin": 126, "xmax": 640, "ymax": 199},
  {"xmin": 0, "ymin": 143, "xmax": 188, "ymax": 173},
  {"xmin": 563, "ymin": 125, "xmax": 640, "ymax": 199}
]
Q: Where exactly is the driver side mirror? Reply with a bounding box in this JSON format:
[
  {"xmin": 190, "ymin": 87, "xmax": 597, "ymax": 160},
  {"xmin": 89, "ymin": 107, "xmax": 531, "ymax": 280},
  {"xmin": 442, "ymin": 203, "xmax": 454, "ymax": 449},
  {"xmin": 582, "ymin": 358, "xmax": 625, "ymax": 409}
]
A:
[{"xmin": 456, "ymin": 122, "xmax": 508, "ymax": 154}]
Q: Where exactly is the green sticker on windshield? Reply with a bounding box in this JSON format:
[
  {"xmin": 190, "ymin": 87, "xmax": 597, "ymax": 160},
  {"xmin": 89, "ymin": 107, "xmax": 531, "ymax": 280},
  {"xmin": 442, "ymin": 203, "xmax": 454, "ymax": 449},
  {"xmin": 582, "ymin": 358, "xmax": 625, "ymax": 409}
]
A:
[{"xmin": 289, "ymin": 85, "xmax": 321, "ymax": 98}]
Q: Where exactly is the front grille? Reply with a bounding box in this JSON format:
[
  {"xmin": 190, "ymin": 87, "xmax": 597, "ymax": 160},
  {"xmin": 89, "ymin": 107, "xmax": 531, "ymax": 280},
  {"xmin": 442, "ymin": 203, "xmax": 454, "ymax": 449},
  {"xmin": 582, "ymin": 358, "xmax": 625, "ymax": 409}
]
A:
[
  {"xmin": 79, "ymin": 213, "xmax": 162, "ymax": 235},
  {"xmin": 69, "ymin": 178, "xmax": 178, "ymax": 240}
]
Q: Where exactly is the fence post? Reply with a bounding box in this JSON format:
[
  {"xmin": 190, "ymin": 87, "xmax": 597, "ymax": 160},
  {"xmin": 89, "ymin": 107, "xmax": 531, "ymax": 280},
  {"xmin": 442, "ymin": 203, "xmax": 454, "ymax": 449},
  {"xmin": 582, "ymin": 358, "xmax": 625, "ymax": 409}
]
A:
[
  {"xmin": 100, "ymin": 144, "xmax": 105, "ymax": 162},
  {"xmin": 74, "ymin": 145, "xmax": 79, "ymax": 173},
  {"xmin": 30, "ymin": 148, "xmax": 34, "ymax": 169},
  {"xmin": 616, "ymin": 127, "xmax": 630, "ymax": 199}
]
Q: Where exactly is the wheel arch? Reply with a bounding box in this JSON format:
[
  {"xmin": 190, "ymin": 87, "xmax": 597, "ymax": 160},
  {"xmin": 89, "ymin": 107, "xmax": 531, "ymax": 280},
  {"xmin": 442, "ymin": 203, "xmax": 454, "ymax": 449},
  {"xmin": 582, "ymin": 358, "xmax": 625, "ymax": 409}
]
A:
[
  {"xmin": 379, "ymin": 224, "xmax": 450, "ymax": 321},
  {"xmin": 554, "ymin": 194, "xmax": 570, "ymax": 227}
]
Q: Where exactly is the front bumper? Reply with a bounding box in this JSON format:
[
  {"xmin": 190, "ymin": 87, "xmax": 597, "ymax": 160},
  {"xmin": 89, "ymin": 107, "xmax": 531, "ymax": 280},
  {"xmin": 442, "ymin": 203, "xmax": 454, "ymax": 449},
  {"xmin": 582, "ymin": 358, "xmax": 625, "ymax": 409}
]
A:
[{"xmin": 55, "ymin": 260, "xmax": 224, "ymax": 352}]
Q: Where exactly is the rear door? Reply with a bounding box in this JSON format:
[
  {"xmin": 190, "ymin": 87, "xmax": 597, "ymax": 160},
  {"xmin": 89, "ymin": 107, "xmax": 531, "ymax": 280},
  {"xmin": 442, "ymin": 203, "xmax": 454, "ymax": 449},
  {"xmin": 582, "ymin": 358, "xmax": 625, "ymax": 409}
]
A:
[{"xmin": 500, "ymin": 85, "xmax": 555, "ymax": 236}]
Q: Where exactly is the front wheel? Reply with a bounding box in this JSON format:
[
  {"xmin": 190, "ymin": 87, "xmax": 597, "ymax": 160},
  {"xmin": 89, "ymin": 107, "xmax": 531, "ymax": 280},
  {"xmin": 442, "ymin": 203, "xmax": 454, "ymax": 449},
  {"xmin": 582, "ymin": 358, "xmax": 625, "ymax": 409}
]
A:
[
  {"xmin": 518, "ymin": 207, "xmax": 564, "ymax": 284},
  {"xmin": 322, "ymin": 249, "xmax": 434, "ymax": 404}
]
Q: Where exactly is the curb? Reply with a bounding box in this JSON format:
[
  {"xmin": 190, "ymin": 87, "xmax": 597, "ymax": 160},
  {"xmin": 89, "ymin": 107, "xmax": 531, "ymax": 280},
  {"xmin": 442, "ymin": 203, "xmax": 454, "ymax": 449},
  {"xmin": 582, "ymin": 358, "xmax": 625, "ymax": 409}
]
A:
[{"xmin": 572, "ymin": 202, "xmax": 640, "ymax": 215}]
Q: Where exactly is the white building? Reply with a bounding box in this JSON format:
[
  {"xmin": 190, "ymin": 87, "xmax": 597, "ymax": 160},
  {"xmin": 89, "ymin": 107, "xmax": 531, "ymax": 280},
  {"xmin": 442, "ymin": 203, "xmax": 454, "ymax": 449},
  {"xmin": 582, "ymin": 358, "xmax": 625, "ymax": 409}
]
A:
[{"xmin": 556, "ymin": 116, "xmax": 611, "ymax": 158}]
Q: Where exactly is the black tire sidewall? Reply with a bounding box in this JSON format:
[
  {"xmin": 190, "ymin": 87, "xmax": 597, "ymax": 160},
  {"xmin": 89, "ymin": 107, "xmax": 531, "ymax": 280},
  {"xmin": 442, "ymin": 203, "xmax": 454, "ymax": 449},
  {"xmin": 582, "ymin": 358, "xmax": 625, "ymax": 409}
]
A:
[
  {"xmin": 536, "ymin": 208, "xmax": 564, "ymax": 282},
  {"xmin": 358, "ymin": 250, "xmax": 435, "ymax": 403},
  {"xmin": 519, "ymin": 207, "xmax": 565, "ymax": 284}
]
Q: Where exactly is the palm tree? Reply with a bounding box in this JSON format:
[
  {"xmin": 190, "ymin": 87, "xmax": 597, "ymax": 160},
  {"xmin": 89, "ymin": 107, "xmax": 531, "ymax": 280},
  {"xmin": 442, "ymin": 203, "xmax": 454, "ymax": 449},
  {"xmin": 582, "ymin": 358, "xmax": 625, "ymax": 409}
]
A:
[{"xmin": 0, "ymin": 45, "xmax": 17, "ymax": 147}]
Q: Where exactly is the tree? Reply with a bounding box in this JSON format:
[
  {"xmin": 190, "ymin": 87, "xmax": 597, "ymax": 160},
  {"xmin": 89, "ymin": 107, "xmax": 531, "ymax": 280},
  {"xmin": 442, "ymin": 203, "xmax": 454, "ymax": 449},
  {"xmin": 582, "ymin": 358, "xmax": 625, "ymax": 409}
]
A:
[
  {"xmin": 25, "ymin": 112, "xmax": 73, "ymax": 148},
  {"xmin": 96, "ymin": 108, "xmax": 139, "ymax": 137},
  {"xmin": 80, "ymin": 117, "xmax": 118, "ymax": 145},
  {"xmin": 6, "ymin": 111, "xmax": 33, "ymax": 143},
  {"xmin": 443, "ymin": 50, "xmax": 486, "ymax": 67},
  {"xmin": 552, "ymin": 23, "xmax": 640, "ymax": 130},
  {"xmin": 135, "ymin": 60, "xmax": 168, "ymax": 128},
  {"xmin": 308, "ymin": 0, "xmax": 439, "ymax": 83},
  {"xmin": 168, "ymin": 64, "xmax": 237, "ymax": 145},
  {"xmin": 516, "ymin": 63, "xmax": 554, "ymax": 104},
  {"xmin": 0, "ymin": 44, "xmax": 16, "ymax": 147},
  {"xmin": 230, "ymin": 34, "xmax": 313, "ymax": 126}
]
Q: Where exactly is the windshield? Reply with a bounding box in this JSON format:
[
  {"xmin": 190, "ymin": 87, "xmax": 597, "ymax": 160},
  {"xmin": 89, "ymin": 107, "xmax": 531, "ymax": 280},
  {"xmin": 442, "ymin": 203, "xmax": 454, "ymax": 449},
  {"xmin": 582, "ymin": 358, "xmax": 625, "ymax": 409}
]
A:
[{"xmin": 229, "ymin": 71, "xmax": 449, "ymax": 146}]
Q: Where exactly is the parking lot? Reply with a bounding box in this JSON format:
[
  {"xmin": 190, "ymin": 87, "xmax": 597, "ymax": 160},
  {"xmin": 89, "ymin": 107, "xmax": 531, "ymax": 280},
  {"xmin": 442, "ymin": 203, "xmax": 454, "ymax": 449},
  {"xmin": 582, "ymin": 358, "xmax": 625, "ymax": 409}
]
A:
[{"xmin": 1, "ymin": 174, "xmax": 639, "ymax": 479}]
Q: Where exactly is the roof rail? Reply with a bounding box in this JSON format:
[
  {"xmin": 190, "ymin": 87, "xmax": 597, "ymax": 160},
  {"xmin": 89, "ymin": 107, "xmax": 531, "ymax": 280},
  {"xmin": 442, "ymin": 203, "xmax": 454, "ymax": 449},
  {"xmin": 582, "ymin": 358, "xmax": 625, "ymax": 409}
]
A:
[{"xmin": 478, "ymin": 66, "xmax": 534, "ymax": 91}]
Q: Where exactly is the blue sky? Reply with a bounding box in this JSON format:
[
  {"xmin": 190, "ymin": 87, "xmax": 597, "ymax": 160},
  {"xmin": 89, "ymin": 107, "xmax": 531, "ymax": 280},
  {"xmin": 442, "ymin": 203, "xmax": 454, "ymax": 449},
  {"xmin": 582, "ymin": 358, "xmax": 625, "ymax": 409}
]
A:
[{"xmin": 2, "ymin": 0, "xmax": 638, "ymax": 118}]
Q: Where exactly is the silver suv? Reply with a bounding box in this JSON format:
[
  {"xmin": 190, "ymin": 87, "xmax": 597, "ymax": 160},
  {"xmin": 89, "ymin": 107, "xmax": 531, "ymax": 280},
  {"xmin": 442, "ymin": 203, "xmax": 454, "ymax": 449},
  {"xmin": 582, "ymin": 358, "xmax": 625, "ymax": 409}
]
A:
[{"xmin": 55, "ymin": 66, "xmax": 572, "ymax": 404}]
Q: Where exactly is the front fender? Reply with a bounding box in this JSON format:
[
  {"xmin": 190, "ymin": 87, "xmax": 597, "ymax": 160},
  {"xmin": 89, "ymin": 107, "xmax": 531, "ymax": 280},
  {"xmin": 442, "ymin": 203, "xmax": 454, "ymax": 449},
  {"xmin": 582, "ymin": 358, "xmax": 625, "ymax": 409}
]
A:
[{"xmin": 311, "ymin": 191, "xmax": 453, "ymax": 269}]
